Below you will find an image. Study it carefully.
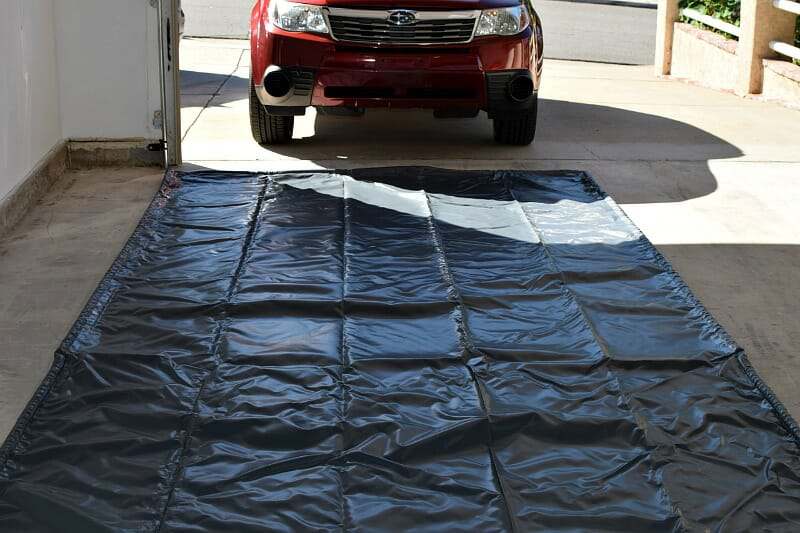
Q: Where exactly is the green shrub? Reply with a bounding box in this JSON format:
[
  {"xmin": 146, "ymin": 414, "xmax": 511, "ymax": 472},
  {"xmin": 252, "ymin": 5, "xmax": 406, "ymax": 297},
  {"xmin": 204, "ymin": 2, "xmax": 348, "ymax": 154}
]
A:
[
  {"xmin": 678, "ymin": 0, "xmax": 740, "ymax": 26},
  {"xmin": 796, "ymin": 18, "xmax": 800, "ymax": 65},
  {"xmin": 796, "ymin": 16, "xmax": 800, "ymax": 49}
]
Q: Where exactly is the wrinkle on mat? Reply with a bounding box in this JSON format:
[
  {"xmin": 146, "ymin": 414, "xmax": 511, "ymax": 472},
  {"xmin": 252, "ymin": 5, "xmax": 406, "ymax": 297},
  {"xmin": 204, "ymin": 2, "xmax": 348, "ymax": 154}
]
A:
[{"xmin": 1, "ymin": 167, "xmax": 800, "ymax": 532}]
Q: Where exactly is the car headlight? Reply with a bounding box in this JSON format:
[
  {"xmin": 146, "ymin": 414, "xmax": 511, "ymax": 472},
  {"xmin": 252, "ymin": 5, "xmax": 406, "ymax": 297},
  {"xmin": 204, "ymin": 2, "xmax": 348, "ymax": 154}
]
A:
[
  {"xmin": 475, "ymin": 5, "xmax": 530, "ymax": 37},
  {"xmin": 271, "ymin": 0, "xmax": 329, "ymax": 34}
]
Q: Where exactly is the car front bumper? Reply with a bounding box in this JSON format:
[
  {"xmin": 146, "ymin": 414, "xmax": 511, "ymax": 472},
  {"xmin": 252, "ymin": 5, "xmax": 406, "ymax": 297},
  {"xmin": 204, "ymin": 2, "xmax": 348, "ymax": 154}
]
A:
[{"xmin": 253, "ymin": 27, "xmax": 540, "ymax": 115}]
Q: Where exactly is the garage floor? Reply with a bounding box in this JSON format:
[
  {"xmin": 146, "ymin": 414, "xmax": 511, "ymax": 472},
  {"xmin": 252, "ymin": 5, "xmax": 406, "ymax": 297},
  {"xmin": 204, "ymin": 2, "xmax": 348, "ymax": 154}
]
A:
[{"xmin": 1, "ymin": 37, "xmax": 800, "ymax": 441}]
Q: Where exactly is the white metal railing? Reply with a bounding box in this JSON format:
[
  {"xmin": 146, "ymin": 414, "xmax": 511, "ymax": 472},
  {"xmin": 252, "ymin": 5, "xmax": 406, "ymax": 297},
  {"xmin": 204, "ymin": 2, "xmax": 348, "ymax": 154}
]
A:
[
  {"xmin": 680, "ymin": 8, "xmax": 741, "ymax": 37},
  {"xmin": 770, "ymin": 41, "xmax": 800, "ymax": 61},
  {"xmin": 773, "ymin": 0, "xmax": 800, "ymax": 15},
  {"xmin": 771, "ymin": 0, "xmax": 800, "ymax": 62}
]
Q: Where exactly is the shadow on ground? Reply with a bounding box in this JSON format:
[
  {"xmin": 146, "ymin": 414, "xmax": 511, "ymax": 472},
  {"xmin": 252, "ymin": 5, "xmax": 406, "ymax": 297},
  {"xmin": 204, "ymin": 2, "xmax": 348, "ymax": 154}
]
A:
[
  {"xmin": 256, "ymin": 99, "xmax": 742, "ymax": 203},
  {"xmin": 180, "ymin": 70, "xmax": 248, "ymax": 107}
]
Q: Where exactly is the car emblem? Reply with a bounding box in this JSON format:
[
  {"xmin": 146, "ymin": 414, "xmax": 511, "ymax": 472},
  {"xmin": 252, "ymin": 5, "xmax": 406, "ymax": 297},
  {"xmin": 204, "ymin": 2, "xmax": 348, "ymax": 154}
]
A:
[{"xmin": 387, "ymin": 10, "xmax": 416, "ymax": 26}]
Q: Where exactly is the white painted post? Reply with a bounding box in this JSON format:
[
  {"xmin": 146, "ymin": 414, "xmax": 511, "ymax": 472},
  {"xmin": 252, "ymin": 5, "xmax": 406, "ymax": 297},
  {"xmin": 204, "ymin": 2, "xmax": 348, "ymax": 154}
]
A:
[
  {"xmin": 655, "ymin": 0, "xmax": 680, "ymax": 75},
  {"xmin": 737, "ymin": 0, "xmax": 796, "ymax": 95}
]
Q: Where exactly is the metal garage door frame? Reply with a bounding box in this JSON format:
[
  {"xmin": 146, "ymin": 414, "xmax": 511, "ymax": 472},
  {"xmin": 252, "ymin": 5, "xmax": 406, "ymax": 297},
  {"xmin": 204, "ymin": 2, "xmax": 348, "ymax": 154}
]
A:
[{"xmin": 157, "ymin": 0, "xmax": 182, "ymax": 167}]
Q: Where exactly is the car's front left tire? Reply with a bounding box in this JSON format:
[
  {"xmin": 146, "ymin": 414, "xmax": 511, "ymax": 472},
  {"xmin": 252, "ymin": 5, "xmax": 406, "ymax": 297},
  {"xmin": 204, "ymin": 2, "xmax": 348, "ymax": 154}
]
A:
[{"xmin": 249, "ymin": 80, "xmax": 294, "ymax": 145}]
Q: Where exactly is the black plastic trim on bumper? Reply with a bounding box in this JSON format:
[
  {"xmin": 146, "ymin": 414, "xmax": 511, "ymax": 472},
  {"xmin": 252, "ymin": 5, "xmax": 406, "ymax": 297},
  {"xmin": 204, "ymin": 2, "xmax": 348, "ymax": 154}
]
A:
[{"xmin": 485, "ymin": 70, "xmax": 537, "ymax": 119}]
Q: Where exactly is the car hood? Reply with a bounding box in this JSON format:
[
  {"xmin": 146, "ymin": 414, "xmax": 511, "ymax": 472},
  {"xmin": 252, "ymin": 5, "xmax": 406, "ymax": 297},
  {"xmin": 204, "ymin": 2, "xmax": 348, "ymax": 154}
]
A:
[{"xmin": 321, "ymin": 0, "xmax": 522, "ymax": 9}]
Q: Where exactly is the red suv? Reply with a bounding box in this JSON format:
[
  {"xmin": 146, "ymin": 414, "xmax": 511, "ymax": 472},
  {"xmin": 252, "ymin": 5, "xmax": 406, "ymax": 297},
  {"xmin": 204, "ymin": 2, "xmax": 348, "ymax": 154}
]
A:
[{"xmin": 249, "ymin": 0, "xmax": 543, "ymax": 145}]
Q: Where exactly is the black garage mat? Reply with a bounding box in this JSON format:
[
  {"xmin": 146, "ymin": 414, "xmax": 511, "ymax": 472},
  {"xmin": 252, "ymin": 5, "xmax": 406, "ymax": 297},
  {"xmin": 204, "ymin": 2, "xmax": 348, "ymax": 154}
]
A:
[{"xmin": 1, "ymin": 168, "xmax": 799, "ymax": 532}]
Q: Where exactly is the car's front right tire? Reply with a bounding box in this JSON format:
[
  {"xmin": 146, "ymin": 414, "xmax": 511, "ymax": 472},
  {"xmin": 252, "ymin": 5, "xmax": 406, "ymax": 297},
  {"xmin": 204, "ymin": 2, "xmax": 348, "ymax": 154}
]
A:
[
  {"xmin": 249, "ymin": 80, "xmax": 294, "ymax": 145},
  {"xmin": 492, "ymin": 95, "xmax": 538, "ymax": 146}
]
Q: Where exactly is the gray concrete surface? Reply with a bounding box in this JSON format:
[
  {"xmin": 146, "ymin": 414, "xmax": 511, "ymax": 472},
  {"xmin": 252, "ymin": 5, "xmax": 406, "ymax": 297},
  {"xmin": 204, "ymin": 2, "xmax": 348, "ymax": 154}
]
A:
[
  {"xmin": 0, "ymin": 168, "xmax": 164, "ymax": 439},
  {"xmin": 181, "ymin": 0, "xmax": 656, "ymax": 65},
  {"xmin": 537, "ymin": 0, "xmax": 656, "ymax": 64},
  {"xmin": 182, "ymin": 0, "xmax": 252, "ymax": 39},
  {"xmin": 2, "ymin": 38, "xmax": 800, "ymax": 442},
  {"xmin": 558, "ymin": 0, "xmax": 657, "ymax": 7}
]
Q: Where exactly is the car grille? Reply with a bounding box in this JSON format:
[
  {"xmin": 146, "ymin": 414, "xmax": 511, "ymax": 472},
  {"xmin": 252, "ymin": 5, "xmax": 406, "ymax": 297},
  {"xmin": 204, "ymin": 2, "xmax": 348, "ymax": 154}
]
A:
[{"xmin": 327, "ymin": 11, "xmax": 477, "ymax": 45}]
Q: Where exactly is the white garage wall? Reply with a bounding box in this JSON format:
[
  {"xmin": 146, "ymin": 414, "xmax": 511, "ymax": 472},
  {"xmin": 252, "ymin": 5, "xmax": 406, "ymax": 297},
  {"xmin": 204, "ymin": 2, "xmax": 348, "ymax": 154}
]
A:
[
  {"xmin": 1, "ymin": 0, "xmax": 165, "ymax": 207},
  {"xmin": 0, "ymin": 0, "xmax": 62, "ymax": 203},
  {"xmin": 53, "ymin": 0, "xmax": 163, "ymax": 141}
]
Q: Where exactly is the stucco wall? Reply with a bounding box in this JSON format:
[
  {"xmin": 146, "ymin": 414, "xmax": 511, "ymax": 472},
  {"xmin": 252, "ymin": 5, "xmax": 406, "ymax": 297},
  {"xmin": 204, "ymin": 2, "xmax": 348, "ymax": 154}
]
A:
[
  {"xmin": 0, "ymin": 0, "xmax": 62, "ymax": 203},
  {"xmin": 762, "ymin": 59, "xmax": 800, "ymax": 108},
  {"xmin": 670, "ymin": 23, "xmax": 739, "ymax": 92}
]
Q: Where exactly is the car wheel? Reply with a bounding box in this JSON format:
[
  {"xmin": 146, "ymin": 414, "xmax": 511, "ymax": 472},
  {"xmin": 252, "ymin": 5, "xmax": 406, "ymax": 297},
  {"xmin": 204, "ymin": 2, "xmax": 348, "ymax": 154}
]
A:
[
  {"xmin": 249, "ymin": 80, "xmax": 294, "ymax": 145},
  {"xmin": 492, "ymin": 96, "xmax": 538, "ymax": 146}
]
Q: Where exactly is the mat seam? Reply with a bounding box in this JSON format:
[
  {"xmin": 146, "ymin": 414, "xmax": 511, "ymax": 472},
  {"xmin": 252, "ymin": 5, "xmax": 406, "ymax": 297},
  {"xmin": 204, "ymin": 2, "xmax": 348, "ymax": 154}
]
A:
[
  {"xmin": 593, "ymin": 175, "xmax": 800, "ymax": 451},
  {"xmin": 336, "ymin": 173, "xmax": 352, "ymax": 533},
  {"xmin": 506, "ymin": 170, "xmax": 689, "ymax": 532},
  {"xmin": 153, "ymin": 174, "xmax": 271, "ymax": 533},
  {"xmin": 421, "ymin": 184, "xmax": 520, "ymax": 533}
]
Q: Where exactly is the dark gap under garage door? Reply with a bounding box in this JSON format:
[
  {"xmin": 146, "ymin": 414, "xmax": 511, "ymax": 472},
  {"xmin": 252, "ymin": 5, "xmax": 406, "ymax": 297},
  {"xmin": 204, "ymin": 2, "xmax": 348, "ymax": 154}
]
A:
[{"xmin": 1, "ymin": 168, "xmax": 799, "ymax": 532}]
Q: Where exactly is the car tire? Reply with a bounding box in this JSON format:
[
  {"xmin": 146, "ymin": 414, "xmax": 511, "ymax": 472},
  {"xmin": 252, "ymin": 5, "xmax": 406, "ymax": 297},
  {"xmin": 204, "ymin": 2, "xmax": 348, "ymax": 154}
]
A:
[
  {"xmin": 492, "ymin": 96, "xmax": 538, "ymax": 146},
  {"xmin": 249, "ymin": 80, "xmax": 294, "ymax": 145}
]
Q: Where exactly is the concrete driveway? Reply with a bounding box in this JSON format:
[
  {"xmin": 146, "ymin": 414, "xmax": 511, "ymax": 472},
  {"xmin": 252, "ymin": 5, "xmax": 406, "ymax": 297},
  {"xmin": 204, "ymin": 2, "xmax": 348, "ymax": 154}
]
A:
[{"xmin": 1, "ymin": 36, "xmax": 799, "ymax": 441}]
